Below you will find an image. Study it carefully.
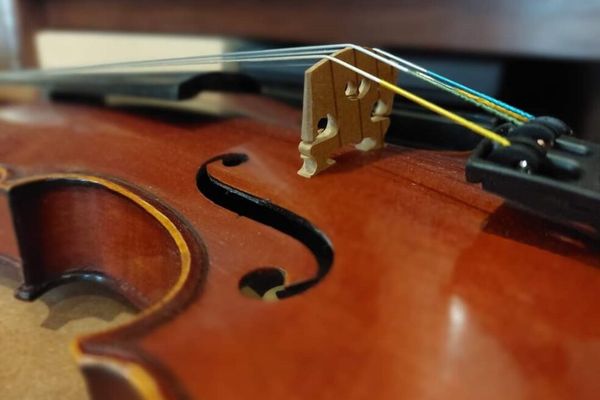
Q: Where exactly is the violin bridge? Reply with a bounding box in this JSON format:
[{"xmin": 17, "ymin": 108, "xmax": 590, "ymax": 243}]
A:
[{"xmin": 298, "ymin": 47, "xmax": 397, "ymax": 178}]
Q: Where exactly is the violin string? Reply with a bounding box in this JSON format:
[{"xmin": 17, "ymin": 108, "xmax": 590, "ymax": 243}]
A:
[
  {"xmin": 320, "ymin": 56, "xmax": 511, "ymax": 147},
  {"xmin": 175, "ymin": 43, "xmax": 530, "ymax": 124},
  {"xmin": 275, "ymin": 44, "xmax": 533, "ymax": 124},
  {"xmin": 0, "ymin": 44, "xmax": 526, "ymax": 123},
  {"xmin": 175, "ymin": 52, "xmax": 513, "ymax": 146},
  {"xmin": 0, "ymin": 48, "xmax": 336, "ymax": 77},
  {"xmin": 411, "ymin": 72, "xmax": 528, "ymax": 124},
  {"xmin": 371, "ymin": 48, "xmax": 533, "ymax": 122},
  {"xmin": 0, "ymin": 46, "xmax": 511, "ymax": 145},
  {"xmin": 0, "ymin": 44, "xmax": 529, "ymax": 123},
  {"xmin": 157, "ymin": 43, "xmax": 528, "ymax": 124},
  {"xmin": 129, "ymin": 51, "xmax": 514, "ymax": 146},
  {"xmin": 330, "ymin": 44, "xmax": 528, "ymax": 124}
]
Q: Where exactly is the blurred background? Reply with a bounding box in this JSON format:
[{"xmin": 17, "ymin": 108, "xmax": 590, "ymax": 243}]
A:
[{"xmin": 1, "ymin": 0, "xmax": 600, "ymax": 141}]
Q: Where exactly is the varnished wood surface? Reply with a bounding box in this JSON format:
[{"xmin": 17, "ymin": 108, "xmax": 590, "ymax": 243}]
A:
[
  {"xmin": 13, "ymin": 0, "xmax": 600, "ymax": 67},
  {"xmin": 0, "ymin": 100, "xmax": 599, "ymax": 399}
]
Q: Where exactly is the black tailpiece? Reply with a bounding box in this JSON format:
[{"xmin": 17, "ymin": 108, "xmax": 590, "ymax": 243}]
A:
[{"xmin": 466, "ymin": 116, "xmax": 600, "ymax": 233}]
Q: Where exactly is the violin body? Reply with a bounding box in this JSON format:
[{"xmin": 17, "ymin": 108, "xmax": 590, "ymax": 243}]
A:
[{"xmin": 0, "ymin": 98, "xmax": 599, "ymax": 400}]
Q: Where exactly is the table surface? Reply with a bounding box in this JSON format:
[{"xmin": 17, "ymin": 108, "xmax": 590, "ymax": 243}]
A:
[
  {"xmin": 10, "ymin": 0, "xmax": 600, "ymax": 68},
  {"xmin": 0, "ymin": 266, "xmax": 134, "ymax": 400}
]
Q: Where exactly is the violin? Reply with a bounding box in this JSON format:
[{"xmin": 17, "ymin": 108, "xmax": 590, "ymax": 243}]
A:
[{"xmin": 0, "ymin": 44, "xmax": 599, "ymax": 400}]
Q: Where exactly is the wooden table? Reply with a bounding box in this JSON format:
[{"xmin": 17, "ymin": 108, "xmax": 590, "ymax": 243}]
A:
[{"xmin": 6, "ymin": 0, "xmax": 600, "ymax": 68}]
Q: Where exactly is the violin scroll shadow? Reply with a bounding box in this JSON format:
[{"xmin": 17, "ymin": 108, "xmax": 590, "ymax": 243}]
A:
[{"xmin": 196, "ymin": 153, "xmax": 334, "ymax": 300}]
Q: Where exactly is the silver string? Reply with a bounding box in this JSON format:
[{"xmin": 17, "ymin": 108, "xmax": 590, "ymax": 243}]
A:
[{"xmin": 0, "ymin": 44, "xmax": 529, "ymax": 122}]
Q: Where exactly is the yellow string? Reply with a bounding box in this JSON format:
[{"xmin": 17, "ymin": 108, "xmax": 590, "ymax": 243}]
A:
[
  {"xmin": 455, "ymin": 89, "xmax": 529, "ymax": 123},
  {"xmin": 378, "ymin": 80, "xmax": 511, "ymax": 147}
]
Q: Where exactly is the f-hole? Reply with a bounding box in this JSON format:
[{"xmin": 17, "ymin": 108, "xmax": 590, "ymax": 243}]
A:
[{"xmin": 196, "ymin": 153, "xmax": 334, "ymax": 301}]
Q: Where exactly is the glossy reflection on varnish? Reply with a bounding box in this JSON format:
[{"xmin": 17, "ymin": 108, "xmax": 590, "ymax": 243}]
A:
[{"xmin": 0, "ymin": 100, "xmax": 599, "ymax": 400}]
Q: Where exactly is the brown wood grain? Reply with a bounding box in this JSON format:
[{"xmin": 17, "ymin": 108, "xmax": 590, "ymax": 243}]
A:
[
  {"xmin": 12, "ymin": 0, "xmax": 600, "ymax": 67},
  {"xmin": 0, "ymin": 99, "xmax": 599, "ymax": 399}
]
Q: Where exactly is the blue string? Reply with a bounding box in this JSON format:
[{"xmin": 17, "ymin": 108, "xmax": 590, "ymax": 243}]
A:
[{"xmin": 427, "ymin": 71, "xmax": 534, "ymax": 120}]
